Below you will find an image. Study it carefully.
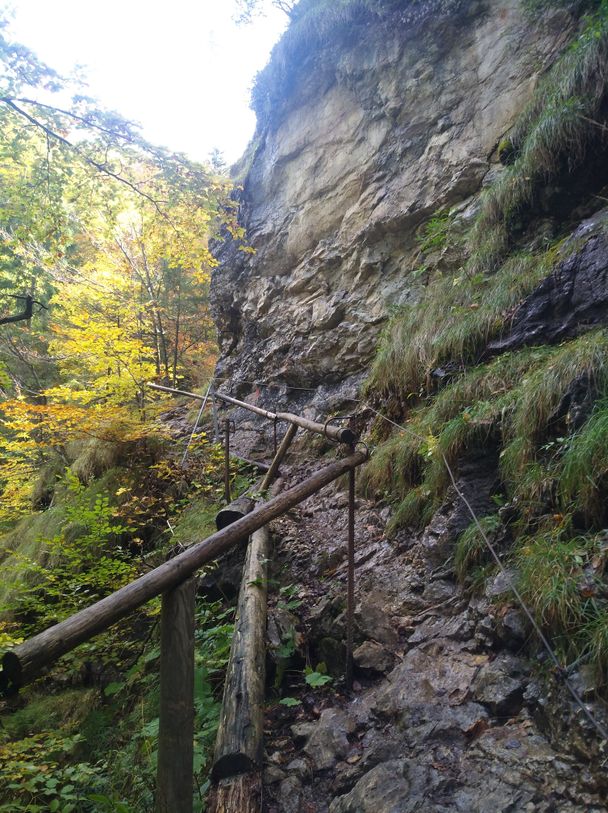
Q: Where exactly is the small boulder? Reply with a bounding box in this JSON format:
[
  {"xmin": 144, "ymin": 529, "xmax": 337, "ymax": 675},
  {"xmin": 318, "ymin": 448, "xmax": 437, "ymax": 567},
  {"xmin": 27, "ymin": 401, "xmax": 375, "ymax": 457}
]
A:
[
  {"xmin": 285, "ymin": 757, "xmax": 310, "ymax": 778},
  {"xmin": 278, "ymin": 775, "xmax": 302, "ymax": 813},
  {"xmin": 472, "ymin": 653, "xmax": 526, "ymax": 716},
  {"xmin": 301, "ymin": 708, "xmax": 356, "ymax": 771},
  {"xmin": 353, "ymin": 640, "xmax": 394, "ymax": 675},
  {"xmin": 329, "ymin": 760, "xmax": 411, "ymax": 813},
  {"xmin": 316, "ymin": 636, "xmax": 346, "ymax": 676},
  {"xmin": 497, "ymin": 608, "xmax": 527, "ymax": 648},
  {"xmin": 422, "ymin": 579, "xmax": 457, "ymax": 604},
  {"xmin": 355, "ymin": 591, "xmax": 398, "ymax": 647},
  {"xmin": 263, "ymin": 764, "xmax": 287, "ymax": 785},
  {"xmin": 290, "ymin": 721, "xmax": 315, "ymax": 744},
  {"xmin": 485, "ymin": 568, "xmax": 518, "ymax": 599}
]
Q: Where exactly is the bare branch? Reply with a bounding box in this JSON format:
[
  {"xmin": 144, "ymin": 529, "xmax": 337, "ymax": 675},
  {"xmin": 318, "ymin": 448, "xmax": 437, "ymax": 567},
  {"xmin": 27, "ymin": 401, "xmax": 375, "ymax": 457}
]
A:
[
  {"xmin": 0, "ymin": 97, "xmax": 167, "ymax": 216},
  {"xmin": 0, "ymin": 294, "xmax": 33, "ymax": 325}
]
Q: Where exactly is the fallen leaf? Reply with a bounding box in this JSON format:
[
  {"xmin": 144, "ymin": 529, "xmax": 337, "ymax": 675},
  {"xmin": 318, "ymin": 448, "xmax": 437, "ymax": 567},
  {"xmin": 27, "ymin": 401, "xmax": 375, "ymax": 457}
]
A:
[{"xmin": 465, "ymin": 718, "xmax": 489, "ymax": 739}]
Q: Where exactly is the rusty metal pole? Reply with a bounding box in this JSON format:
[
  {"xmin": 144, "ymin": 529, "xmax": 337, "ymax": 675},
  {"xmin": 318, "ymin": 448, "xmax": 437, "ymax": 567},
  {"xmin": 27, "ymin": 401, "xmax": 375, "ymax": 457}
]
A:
[
  {"xmin": 212, "ymin": 396, "xmax": 220, "ymax": 443},
  {"xmin": 224, "ymin": 419, "xmax": 231, "ymax": 504},
  {"xmin": 345, "ymin": 458, "xmax": 356, "ymax": 691}
]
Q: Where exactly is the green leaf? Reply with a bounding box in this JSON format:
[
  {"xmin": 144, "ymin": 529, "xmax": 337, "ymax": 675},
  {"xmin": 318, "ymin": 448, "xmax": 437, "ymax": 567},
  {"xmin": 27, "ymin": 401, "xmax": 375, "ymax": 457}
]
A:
[
  {"xmin": 140, "ymin": 718, "xmax": 160, "ymax": 738},
  {"xmin": 304, "ymin": 669, "xmax": 332, "ymax": 688},
  {"xmin": 103, "ymin": 681, "xmax": 124, "ymax": 697},
  {"xmin": 279, "ymin": 696, "xmax": 302, "ymax": 707}
]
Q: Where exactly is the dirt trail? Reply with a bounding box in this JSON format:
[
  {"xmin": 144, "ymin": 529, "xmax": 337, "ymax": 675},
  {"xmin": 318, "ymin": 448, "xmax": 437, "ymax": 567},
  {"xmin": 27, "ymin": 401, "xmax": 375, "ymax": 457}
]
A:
[{"xmin": 259, "ymin": 455, "xmax": 608, "ymax": 813}]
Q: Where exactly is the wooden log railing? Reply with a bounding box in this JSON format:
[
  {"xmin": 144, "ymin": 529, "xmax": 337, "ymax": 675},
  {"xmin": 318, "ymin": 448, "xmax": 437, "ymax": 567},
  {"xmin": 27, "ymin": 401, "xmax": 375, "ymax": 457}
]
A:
[
  {"xmin": 0, "ymin": 448, "xmax": 367, "ymax": 813},
  {"xmin": 0, "ymin": 452, "xmax": 365, "ymax": 690}
]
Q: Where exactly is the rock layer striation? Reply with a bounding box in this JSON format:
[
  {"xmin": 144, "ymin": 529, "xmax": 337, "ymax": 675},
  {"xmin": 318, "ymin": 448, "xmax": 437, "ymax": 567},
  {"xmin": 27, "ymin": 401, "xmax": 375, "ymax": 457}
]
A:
[{"xmin": 212, "ymin": 0, "xmax": 573, "ymax": 403}]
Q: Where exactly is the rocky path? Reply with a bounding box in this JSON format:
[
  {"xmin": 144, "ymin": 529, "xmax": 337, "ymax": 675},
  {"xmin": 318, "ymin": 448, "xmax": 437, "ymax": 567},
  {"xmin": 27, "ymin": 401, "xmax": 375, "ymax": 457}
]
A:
[{"xmin": 259, "ymin": 456, "xmax": 608, "ymax": 813}]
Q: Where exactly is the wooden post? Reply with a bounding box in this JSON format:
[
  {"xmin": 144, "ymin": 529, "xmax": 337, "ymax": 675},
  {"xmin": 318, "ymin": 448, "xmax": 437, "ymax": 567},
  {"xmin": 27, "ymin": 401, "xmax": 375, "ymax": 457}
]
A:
[
  {"xmin": 207, "ymin": 775, "xmax": 261, "ymax": 813},
  {"xmin": 208, "ymin": 527, "xmax": 270, "ymax": 813},
  {"xmin": 215, "ymin": 494, "xmax": 255, "ymax": 531},
  {"xmin": 224, "ymin": 419, "xmax": 231, "ymax": 504},
  {"xmin": 260, "ymin": 423, "xmax": 297, "ymax": 492},
  {"xmin": 156, "ymin": 577, "xmax": 196, "ymax": 813},
  {"xmin": 211, "ymin": 526, "xmax": 271, "ymax": 786},
  {"xmin": 209, "ymin": 424, "xmax": 293, "ymax": 811}
]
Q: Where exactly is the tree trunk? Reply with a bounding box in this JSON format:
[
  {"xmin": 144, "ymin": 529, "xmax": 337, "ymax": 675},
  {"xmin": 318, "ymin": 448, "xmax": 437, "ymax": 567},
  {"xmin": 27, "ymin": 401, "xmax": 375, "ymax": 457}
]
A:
[
  {"xmin": 206, "ymin": 774, "xmax": 261, "ymax": 813},
  {"xmin": 211, "ymin": 527, "xmax": 270, "ymax": 782},
  {"xmin": 172, "ymin": 272, "xmax": 181, "ymax": 388}
]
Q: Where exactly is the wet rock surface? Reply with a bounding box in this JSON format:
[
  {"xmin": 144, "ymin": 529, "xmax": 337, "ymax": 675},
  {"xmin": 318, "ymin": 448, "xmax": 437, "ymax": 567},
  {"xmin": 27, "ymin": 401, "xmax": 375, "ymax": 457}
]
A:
[
  {"xmin": 259, "ymin": 458, "xmax": 608, "ymax": 813},
  {"xmin": 489, "ymin": 210, "xmax": 608, "ymax": 353}
]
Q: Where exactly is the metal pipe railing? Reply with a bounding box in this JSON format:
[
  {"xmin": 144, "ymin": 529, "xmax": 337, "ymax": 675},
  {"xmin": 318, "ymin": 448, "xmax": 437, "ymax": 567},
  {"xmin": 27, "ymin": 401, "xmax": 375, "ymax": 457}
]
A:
[{"xmin": 146, "ymin": 382, "xmax": 358, "ymax": 445}]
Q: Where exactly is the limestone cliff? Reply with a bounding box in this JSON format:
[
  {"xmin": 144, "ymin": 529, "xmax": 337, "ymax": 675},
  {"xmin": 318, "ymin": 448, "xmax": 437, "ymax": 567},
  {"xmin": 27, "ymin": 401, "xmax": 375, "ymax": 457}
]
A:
[
  {"xmin": 211, "ymin": 2, "xmax": 608, "ymax": 810},
  {"xmin": 212, "ymin": 0, "xmax": 572, "ymax": 407}
]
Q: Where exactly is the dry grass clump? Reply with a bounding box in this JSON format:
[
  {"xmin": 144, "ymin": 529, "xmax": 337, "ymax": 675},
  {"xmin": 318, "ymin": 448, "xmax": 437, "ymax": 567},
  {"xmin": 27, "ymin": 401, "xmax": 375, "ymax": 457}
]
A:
[
  {"xmin": 369, "ymin": 251, "xmax": 552, "ymax": 402},
  {"xmin": 469, "ymin": 1, "xmax": 608, "ymax": 273}
]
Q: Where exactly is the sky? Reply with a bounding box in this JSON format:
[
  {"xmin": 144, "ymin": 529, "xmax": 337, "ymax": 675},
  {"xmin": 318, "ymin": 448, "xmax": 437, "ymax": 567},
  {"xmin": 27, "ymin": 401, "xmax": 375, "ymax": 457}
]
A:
[{"xmin": 6, "ymin": 0, "xmax": 287, "ymax": 165}]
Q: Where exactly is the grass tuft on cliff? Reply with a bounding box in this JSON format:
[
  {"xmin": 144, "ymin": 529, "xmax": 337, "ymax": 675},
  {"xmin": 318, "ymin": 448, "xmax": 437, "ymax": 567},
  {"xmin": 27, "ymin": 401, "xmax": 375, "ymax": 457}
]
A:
[
  {"xmin": 368, "ymin": 250, "xmax": 552, "ymax": 403},
  {"xmin": 362, "ymin": 0, "xmax": 608, "ymax": 679},
  {"xmin": 364, "ymin": 331, "xmax": 608, "ymax": 526},
  {"xmin": 560, "ymin": 398, "xmax": 608, "ymax": 523},
  {"xmin": 469, "ymin": 0, "xmax": 608, "ymax": 273}
]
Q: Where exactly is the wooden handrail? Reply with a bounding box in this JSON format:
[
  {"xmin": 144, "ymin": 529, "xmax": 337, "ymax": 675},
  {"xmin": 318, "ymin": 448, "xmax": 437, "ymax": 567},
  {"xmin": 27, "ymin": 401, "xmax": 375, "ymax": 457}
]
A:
[
  {"xmin": 146, "ymin": 382, "xmax": 358, "ymax": 445},
  {"xmin": 0, "ymin": 451, "xmax": 367, "ymax": 693}
]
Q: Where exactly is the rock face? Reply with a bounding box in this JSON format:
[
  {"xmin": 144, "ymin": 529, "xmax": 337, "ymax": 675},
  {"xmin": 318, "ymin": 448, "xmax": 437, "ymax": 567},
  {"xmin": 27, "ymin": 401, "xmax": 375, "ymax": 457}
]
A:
[
  {"xmin": 488, "ymin": 210, "xmax": 608, "ymax": 353},
  {"xmin": 209, "ymin": 4, "xmax": 608, "ymax": 811},
  {"xmin": 261, "ymin": 479, "xmax": 608, "ymax": 813},
  {"xmin": 212, "ymin": 0, "xmax": 572, "ymax": 405}
]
